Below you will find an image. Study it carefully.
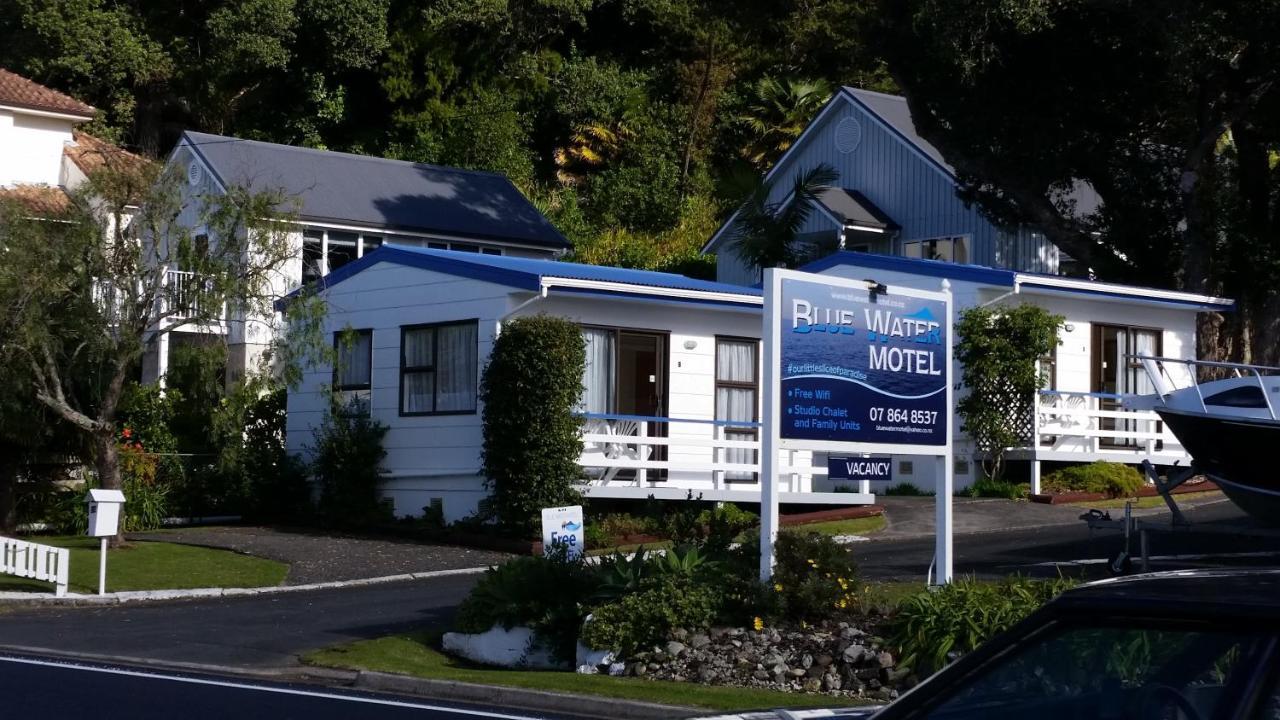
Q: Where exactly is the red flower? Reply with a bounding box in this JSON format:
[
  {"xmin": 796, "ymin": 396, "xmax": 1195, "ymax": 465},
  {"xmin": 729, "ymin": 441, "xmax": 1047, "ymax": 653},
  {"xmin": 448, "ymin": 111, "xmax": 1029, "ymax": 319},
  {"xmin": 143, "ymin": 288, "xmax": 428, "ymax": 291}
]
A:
[{"xmin": 122, "ymin": 428, "xmax": 132, "ymax": 439}]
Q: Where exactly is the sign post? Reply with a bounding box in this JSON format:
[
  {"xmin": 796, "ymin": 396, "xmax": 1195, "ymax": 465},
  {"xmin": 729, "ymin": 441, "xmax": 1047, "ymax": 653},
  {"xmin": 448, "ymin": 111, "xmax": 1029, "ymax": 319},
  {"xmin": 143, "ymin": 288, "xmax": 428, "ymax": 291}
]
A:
[{"xmin": 760, "ymin": 269, "xmax": 953, "ymax": 584}]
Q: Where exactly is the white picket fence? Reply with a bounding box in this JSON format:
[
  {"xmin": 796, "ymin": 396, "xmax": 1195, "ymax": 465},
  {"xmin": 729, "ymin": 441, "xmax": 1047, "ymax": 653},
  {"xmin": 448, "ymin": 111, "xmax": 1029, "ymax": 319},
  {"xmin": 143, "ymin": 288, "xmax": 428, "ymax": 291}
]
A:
[{"xmin": 1, "ymin": 536, "xmax": 70, "ymax": 596}]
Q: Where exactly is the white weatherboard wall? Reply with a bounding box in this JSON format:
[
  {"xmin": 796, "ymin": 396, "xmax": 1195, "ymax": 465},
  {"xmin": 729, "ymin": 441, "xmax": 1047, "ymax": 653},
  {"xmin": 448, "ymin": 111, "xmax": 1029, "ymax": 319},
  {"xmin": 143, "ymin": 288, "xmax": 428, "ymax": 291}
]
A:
[
  {"xmin": 286, "ymin": 261, "xmax": 511, "ymax": 523},
  {"xmin": 813, "ymin": 261, "xmax": 1200, "ymax": 492}
]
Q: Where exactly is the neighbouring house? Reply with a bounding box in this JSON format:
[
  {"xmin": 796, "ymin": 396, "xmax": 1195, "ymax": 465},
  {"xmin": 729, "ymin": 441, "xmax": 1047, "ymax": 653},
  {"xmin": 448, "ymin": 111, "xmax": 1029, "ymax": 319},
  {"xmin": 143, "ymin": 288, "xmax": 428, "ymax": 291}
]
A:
[
  {"xmin": 281, "ymin": 244, "xmax": 1229, "ymax": 523},
  {"xmin": 0, "ymin": 68, "xmax": 143, "ymax": 221},
  {"xmin": 704, "ymin": 86, "xmax": 1101, "ymax": 285},
  {"xmin": 144, "ymin": 132, "xmax": 571, "ymax": 384}
]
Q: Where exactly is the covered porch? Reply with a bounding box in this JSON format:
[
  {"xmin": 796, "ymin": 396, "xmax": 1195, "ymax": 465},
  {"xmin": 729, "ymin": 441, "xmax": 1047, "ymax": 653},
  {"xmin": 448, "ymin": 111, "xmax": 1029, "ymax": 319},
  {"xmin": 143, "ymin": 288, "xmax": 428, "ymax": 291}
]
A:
[{"xmin": 576, "ymin": 413, "xmax": 876, "ymax": 505}]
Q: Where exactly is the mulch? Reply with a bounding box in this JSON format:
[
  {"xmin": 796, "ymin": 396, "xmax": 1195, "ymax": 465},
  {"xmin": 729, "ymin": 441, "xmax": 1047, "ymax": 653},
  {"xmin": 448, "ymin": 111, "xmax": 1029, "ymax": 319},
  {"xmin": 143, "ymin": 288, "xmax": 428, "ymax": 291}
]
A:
[{"xmin": 128, "ymin": 526, "xmax": 515, "ymax": 585}]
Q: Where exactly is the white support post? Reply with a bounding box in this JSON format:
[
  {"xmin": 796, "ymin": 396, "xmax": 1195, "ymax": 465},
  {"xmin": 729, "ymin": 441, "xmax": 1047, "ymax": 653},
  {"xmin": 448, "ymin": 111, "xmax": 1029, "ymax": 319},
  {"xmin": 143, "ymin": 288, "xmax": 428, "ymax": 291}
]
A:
[
  {"xmin": 933, "ymin": 279, "xmax": 955, "ymax": 586},
  {"xmin": 636, "ymin": 421, "xmax": 648, "ymax": 486},
  {"xmin": 1030, "ymin": 458, "xmax": 1041, "ymax": 496},
  {"xmin": 156, "ymin": 330, "xmax": 170, "ymax": 390},
  {"xmin": 320, "ymin": 230, "xmax": 330, "ymax": 277},
  {"xmin": 759, "ymin": 269, "xmax": 781, "ymax": 583},
  {"xmin": 712, "ymin": 425, "xmax": 722, "ymax": 490},
  {"xmin": 98, "ymin": 537, "xmax": 108, "ymax": 596}
]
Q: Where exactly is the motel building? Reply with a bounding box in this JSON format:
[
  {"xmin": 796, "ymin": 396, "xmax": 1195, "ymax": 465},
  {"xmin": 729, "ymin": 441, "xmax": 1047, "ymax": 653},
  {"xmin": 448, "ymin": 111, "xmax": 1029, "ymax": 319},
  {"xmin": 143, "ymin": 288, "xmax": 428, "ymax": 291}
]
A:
[{"xmin": 281, "ymin": 86, "xmax": 1233, "ymax": 522}]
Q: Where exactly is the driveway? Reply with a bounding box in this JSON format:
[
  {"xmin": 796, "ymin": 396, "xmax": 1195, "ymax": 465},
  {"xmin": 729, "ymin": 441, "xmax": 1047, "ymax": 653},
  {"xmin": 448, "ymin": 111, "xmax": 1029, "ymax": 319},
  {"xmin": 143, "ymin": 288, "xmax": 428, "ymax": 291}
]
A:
[{"xmin": 130, "ymin": 526, "xmax": 514, "ymax": 585}]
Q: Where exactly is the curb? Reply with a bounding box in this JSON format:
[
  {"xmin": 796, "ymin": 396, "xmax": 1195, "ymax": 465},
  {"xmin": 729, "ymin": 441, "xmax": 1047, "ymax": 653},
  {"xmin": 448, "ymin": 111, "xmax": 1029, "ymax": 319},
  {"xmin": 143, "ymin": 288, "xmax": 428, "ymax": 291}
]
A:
[
  {"xmin": 0, "ymin": 643, "xmax": 356, "ymax": 683},
  {"xmin": 0, "ymin": 565, "xmax": 492, "ymax": 606},
  {"xmin": 354, "ymin": 670, "xmax": 702, "ymax": 719}
]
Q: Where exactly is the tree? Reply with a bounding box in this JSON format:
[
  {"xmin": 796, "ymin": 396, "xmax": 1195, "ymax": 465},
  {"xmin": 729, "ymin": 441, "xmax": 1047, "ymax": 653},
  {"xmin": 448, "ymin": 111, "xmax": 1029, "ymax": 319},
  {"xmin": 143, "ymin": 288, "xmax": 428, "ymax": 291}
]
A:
[
  {"xmin": 729, "ymin": 164, "xmax": 839, "ymax": 271},
  {"xmin": 867, "ymin": 0, "xmax": 1280, "ymax": 363},
  {"xmin": 0, "ymin": 161, "xmax": 296, "ymax": 542},
  {"xmin": 737, "ymin": 77, "xmax": 831, "ymax": 169},
  {"xmin": 954, "ymin": 304, "xmax": 1064, "ymax": 482}
]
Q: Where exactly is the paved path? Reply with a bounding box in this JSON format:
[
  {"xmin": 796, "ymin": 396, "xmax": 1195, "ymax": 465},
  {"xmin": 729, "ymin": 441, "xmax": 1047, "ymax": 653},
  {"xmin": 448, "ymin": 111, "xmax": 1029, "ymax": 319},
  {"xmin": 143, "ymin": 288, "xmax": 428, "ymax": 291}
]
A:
[
  {"xmin": 0, "ymin": 652, "xmax": 569, "ymax": 720},
  {"xmin": 130, "ymin": 526, "xmax": 514, "ymax": 585}
]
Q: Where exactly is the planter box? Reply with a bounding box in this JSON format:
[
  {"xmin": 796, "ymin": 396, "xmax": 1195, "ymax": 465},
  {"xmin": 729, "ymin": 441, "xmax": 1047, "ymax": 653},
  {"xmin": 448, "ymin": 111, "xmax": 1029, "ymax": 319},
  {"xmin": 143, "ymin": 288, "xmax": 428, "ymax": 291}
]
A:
[{"xmin": 1030, "ymin": 479, "xmax": 1219, "ymax": 505}]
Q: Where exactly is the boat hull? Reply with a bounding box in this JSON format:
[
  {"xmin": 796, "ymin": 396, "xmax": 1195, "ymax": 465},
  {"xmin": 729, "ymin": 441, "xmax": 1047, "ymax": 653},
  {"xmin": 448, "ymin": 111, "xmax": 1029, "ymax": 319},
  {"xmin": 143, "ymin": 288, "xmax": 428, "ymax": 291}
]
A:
[{"xmin": 1157, "ymin": 408, "xmax": 1280, "ymax": 525}]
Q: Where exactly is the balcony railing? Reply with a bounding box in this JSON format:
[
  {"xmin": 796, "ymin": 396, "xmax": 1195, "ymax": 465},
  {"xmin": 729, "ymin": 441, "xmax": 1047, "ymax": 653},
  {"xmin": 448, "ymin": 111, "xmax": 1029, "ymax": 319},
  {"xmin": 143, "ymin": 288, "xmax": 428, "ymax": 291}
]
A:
[
  {"xmin": 164, "ymin": 269, "xmax": 219, "ymax": 319},
  {"xmin": 577, "ymin": 413, "xmax": 853, "ymax": 494}
]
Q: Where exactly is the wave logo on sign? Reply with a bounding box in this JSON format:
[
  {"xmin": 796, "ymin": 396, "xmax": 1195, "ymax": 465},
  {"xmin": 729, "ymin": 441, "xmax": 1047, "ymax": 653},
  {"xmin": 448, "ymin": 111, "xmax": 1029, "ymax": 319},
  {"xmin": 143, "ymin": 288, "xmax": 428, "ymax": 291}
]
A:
[
  {"xmin": 562, "ymin": 520, "xmax": 582, "ymax": 531},
  {"xmin": 866, "ymin": 307, "xmax": 942, "ymax": 345},
  {"xmin": 791, "ymin": 299, "xmax": 856, "ymax": 336}
]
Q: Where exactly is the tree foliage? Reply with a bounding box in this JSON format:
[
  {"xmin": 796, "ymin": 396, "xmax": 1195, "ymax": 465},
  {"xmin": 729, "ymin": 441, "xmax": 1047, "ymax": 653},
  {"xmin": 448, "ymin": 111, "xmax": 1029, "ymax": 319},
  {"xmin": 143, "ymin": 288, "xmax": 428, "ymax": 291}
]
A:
[
  {"xmin": 730, "ymin": 163, "xmax": 839, "ymax": 270},
  {"xmin": 954, "ymin": 304, "xmax": 1063, "ymax": 481},
  {"xmin": 480, "ymin": 315, "xmax": 586, "ymax": 533}
]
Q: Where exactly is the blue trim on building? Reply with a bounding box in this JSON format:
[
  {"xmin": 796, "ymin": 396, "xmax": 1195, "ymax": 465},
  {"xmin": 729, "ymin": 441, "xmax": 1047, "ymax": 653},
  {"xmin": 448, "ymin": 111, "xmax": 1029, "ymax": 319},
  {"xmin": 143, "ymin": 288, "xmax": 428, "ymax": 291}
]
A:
[
  {"xmin": 799, "ymin": 250, "xmax": 1017, "ymax": 287},
  {"xmin": 277, "ymin": 245, "xmax": 762, "ymax": 311}
]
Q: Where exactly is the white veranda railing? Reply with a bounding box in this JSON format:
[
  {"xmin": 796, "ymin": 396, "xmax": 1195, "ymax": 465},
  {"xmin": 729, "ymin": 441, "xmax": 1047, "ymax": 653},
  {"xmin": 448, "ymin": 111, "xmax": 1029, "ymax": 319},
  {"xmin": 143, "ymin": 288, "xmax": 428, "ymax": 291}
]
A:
[
  {"xmin": 1, "ymin": 536, "xmax": 69, "ymax": 597},
  {"xmin": 577, "ymin": 413, "xmax": 852, "ymax": 493}
]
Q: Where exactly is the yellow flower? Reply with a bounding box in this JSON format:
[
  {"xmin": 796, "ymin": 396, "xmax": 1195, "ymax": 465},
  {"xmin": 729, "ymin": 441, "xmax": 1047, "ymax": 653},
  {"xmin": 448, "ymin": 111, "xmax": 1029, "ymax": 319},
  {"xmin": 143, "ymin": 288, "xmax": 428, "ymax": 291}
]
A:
[
  {"xmin": 753, "ymin": 617, "xmax": 764, "ymax": 631},
  {"xmin": 774, "ymin": 583, "xmax": 784, "ymax": 592}
]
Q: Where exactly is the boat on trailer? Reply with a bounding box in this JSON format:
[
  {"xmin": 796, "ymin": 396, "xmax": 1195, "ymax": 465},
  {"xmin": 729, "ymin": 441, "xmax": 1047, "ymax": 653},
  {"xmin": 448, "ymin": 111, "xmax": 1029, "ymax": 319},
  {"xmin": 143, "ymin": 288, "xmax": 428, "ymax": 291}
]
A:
[{"xmin": 1127, "ymin": 356, "xmax": 1280, "ymax": 524}]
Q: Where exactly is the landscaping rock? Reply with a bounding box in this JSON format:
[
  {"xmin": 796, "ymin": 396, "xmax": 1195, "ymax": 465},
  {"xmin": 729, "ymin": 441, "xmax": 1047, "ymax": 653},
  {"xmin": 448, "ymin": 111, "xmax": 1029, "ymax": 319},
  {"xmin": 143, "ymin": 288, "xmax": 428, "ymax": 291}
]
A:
[
  {"xmin": 666, "ymin": 641, "xmax": 688, "ymax": 658},
  {"xmin": 842, "ymin": 643, "xmax": 867, "ymax": 663}
]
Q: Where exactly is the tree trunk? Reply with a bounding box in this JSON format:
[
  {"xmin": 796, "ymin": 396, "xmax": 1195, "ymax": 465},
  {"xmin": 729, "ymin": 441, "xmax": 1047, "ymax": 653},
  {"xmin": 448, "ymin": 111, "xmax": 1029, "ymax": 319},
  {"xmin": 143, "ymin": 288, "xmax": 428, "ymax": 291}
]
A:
[{"xmin": 93, "ymin": 430, "xmax": 125, "ymax": 546}]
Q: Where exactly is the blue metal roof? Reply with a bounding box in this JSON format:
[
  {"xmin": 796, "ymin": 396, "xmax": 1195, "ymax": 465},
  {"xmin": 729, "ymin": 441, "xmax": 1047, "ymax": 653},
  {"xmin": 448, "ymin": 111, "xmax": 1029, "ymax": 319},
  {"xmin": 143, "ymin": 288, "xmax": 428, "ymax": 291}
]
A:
[
  {"xmin": 800, "ymin": 251, "xmax": 1234, "ymax": 311},
  {"xmin": 281, "ymin": 245, "xmax": 762, "ymax": 310},
  {"xmin": 180, "ymin": 131, "xmax": 569, "ymax": 250}
]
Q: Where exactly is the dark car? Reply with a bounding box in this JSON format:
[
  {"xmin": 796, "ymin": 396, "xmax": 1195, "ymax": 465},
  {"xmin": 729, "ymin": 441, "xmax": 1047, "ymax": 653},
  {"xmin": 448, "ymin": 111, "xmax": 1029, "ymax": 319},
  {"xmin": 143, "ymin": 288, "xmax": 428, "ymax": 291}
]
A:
[{"xmin": 713, "ymin": 569, "xmax": 1280, "ymax": 720}]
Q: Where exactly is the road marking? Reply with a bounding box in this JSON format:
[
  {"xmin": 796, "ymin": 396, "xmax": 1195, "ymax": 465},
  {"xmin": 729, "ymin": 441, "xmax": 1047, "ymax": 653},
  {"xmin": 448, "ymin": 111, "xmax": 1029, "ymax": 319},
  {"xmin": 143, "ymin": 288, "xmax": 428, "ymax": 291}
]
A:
[
  {"xmin": 1010, "ymin": 549, "xmax": 1280, "ymax": 568},
  {"xmin": 0, "ymin": 653, "xmax": 547, "ymax": 719}
]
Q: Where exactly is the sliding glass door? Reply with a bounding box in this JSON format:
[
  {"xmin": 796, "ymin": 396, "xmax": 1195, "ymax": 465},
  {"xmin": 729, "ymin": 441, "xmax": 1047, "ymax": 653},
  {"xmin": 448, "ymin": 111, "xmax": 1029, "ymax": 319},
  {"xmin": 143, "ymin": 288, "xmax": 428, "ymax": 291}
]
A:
[
  {"xmin": 579, "ymin": 327, "xmax": 669, "ymax": 479},
  {"xmin": 1093, "ymin": 324, "xmax": 1161, "ymax": 445}
]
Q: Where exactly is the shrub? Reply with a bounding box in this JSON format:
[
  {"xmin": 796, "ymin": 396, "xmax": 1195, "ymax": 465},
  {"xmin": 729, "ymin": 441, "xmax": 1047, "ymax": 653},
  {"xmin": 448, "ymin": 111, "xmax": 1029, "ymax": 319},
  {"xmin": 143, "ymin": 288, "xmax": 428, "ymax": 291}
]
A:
[
  {"xmin": 481, "ymin": 315, "xmax": 586, "ymax": 533},
  {"xmin": 582, "ymin": 575, "xmax": 719, "ymax": 655},
  {"xmin": 596, "ymin": 512, "xmax": 655, "ymax": 539},
  {"xmin": 960, "ymin": 476, "xmax": 1028, "ymax": 499},
  {"xmin": 310, "ymin": 403, "xmax": 390, "ymax": 527},
  {"xmin": 220, "ymin": 386, "xmax": 312, "ymax": 521},
  {"xmin": 1042, "ymin": 461, "xmax": 1145, "ymax": 497},
  {"xmin": 454, "ymin": 550, "xmax": 598, "ymax": 662},
  {"xmin": 885, "ymin": 482, "xmax": 931, "ymax": 496},
  {"xmin": 767, "ymin": 530, "xmax": 860, "ymax": 621},
  {"xmin": 891, "ymin": 576, "xmax": 1077, "ymax": 675}
]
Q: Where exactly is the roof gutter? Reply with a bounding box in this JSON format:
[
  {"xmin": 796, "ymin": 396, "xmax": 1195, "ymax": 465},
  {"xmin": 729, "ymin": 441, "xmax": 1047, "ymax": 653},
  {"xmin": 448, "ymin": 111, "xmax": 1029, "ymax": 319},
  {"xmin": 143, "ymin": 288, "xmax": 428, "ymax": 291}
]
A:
[
  {"xmin": 496, "ymin": 284, "xmax": 549, "ymax": 335},
  {"xmin": 540, "ymin": 276, "xmax": 763, "ymax": 306}
]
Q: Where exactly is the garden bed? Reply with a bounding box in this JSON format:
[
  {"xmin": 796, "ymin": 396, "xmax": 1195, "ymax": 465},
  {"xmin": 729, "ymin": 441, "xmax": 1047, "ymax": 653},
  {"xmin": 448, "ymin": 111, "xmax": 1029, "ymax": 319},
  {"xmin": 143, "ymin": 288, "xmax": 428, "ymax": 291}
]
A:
[{"xmin": 1030, "ymin": 479, "xmax": 1219, "ymax": 504}]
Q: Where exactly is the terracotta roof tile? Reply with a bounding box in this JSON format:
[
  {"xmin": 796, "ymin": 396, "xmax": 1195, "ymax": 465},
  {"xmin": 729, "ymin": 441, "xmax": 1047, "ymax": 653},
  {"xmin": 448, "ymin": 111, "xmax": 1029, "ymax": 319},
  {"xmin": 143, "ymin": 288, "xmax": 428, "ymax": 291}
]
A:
[
  {"xmin": 0, "ymin": 185, "xmax": 72, "ymax": 217},
  {"xmin": 0, "ymin": 69, "xmax": 95, "ymax": 118},
  {"xmin": 66, "ymin": 132, "xmax": 150, "ymax": 177}
]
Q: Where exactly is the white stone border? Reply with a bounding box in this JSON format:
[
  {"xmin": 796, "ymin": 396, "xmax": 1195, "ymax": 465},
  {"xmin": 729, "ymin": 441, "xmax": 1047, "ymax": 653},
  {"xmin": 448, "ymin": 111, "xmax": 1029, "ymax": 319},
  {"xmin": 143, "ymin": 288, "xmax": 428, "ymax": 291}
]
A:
[{"xmin": 0, "ymin": 565, "xmax": 492, "ymax": 605}]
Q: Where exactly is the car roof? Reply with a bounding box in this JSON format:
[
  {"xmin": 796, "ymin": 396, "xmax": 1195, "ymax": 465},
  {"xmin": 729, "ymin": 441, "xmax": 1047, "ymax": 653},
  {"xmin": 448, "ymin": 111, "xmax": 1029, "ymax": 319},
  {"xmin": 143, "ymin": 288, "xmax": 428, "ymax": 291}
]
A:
[{"xmin": 1050, "ymin": 569, "xmax": 1280, "ymax": 619}]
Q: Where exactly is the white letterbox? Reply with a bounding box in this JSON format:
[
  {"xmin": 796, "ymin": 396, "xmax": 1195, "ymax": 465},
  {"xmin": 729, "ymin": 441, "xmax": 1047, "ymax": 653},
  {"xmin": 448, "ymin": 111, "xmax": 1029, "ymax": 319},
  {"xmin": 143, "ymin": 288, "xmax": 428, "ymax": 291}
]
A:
[{"xmin": 87, "ymin": 488, "xmax": 126, "ymax": 537}]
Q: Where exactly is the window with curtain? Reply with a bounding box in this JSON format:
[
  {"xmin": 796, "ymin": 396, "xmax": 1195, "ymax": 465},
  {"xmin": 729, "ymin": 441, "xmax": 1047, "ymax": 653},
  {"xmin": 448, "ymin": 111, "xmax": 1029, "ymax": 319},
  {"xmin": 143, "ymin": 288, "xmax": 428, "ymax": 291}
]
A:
[
  {"xmin": 333, "ymin": 329, "xmax": 372, "ymax": 416},
  {"xmin": 716, "ymin": 338, "xmax": 759, "ymax": 481},
  {"xmin": 579, "ymin": 328, "xmax": 616, "ymax": 414},
  {"xmin": 400, "ymin": 321, "xmax": 478, "ymax": 415}
]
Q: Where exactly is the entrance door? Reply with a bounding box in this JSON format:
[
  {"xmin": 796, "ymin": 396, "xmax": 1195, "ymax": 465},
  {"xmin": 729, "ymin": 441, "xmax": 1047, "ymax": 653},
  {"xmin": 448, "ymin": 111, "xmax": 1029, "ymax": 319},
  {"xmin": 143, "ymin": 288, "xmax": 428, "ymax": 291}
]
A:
[
  {"xmin": 618, "ymin": 332, "xmax": 668, "ymax": 478},
  {"xmin": 1093, "ymin": 324, "xmax": 1161, "ymax": 445}
]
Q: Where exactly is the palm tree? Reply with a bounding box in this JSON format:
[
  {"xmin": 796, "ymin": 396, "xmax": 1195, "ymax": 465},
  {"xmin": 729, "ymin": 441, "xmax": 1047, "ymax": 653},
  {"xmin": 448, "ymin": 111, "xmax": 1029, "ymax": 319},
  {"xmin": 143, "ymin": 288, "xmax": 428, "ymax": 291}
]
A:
[
  {"xmin": 730, "ymin": 163, "xmax": 839, "ymax": 271},
  {"xmin": 738, "ymin": 77, "xmax": 831, "ymax": 169}
]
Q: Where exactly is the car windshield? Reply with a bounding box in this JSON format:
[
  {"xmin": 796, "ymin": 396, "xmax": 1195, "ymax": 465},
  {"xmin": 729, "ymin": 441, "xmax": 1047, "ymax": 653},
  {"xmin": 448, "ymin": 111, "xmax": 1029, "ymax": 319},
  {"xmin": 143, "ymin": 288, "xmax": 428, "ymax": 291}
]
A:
[{"xmin": 923, "ymin": 623, "xmax": 1266, "ymax": 720}]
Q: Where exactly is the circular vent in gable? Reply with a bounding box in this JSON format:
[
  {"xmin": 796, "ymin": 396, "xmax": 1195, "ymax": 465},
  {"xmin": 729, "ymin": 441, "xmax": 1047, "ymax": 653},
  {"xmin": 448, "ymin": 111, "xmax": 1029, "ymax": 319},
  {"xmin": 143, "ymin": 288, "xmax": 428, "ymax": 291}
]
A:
[
  {"xmin": 835, "ymin": 117, "xmax": 862, "ymax": 154},
  {"xmin": 187, "ymin": 160, "xmax": 204, "ymax": 187}
]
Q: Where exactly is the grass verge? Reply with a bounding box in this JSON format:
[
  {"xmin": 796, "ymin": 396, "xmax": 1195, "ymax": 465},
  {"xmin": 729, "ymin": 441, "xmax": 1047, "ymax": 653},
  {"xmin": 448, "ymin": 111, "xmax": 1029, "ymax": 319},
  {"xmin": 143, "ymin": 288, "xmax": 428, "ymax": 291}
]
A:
[
  {"xmin": 1065, "ymin": 490, "xmax": 1222, "ymax": 510},
  {"xmin": 305, "ymin": 632, "xmax": 873, "ymax": 711},
  {"xmin": 0, "ymin": 536, "xmax": 288, "ymax": 594},
  {"xmin": 790, "ymin": 515, "xmax": 887, "ymax": 537}
]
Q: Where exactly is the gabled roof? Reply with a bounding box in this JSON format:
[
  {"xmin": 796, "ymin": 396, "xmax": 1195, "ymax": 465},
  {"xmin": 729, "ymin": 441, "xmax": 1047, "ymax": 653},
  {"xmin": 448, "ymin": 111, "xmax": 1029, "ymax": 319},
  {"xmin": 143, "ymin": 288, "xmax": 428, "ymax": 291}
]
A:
[
  {"xmin": 816, "ymin": 188, "xmax": 899, "ymax": 232},
  {"xmin": 0, "ymin": 69, "xmax": 95, "ymax": 119},
  {"xmin": 800, "ymin": 251, "xmax": 1235, "ymax": 311},
  {"xmin": 179, "ymin": 131, "xmax": 570, "ymax": 250},
  {"xmin": 0, "ymin": 185, "xmax": 71, "ymax": 217},
  {"xmin": 279, "ymin": 245, "xmax": 761, "ymax": 312}
]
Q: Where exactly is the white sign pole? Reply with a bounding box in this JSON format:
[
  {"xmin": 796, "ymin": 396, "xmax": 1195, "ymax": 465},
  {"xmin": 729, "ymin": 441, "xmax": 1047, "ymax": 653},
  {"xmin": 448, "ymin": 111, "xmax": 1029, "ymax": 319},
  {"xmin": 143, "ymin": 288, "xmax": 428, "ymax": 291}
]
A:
[
  {"xmin": 934, "ymin": 279, "xmax": 954, "ymax": 585},
  {"xmin": 99, "ymin": 537, "xmax": 108, "ymax": 596},
  {"xmin": 759, "ymin": 268, "xmax": 782, "ymax": 582}
]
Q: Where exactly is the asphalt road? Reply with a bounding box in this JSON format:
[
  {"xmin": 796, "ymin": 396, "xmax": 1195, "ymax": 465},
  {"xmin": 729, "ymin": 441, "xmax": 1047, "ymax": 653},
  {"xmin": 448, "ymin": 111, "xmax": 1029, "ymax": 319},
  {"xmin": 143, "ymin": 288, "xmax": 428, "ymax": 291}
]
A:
[
  {"xmin": 0, "ymin": 652, "xmax": 569, "ymax": 720},
  {"xmin": 1, "ymin": 499, "xmax": 1278, "ymax": 671},
  {"xmin": 0, "ymin": 573, "xmax": 477, "ymax": 667}
]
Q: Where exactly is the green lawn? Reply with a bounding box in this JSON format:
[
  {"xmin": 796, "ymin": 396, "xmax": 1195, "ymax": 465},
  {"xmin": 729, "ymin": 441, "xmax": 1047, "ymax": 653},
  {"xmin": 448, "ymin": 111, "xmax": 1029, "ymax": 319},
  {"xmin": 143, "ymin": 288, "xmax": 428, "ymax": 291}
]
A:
[
  {"xmin": 790, "ymin": 514, "xmax": 887, "ymax": 537},
  {"xmin": 0, "ymin": 536, "xmax": 288, "ymax": 594},
  {"xmin": 306, "ymin": 632, "xmax": 873, "ymax": 711},
  {"xmin": 1065, "ymin": 490, "xmax": 1221, "ymax": 510}
]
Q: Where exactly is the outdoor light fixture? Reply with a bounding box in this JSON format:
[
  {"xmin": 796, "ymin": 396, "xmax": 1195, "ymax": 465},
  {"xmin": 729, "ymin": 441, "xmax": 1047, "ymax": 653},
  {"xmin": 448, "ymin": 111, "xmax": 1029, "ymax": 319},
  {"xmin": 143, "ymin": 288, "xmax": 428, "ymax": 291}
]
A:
[
  {"xmin": 866, "ymin": 279, "xmax": 888, "ymax": 302},
  {"xmin": 683, "ymin": 339, "xmax": 697, "ymax": 350},
  {"xmin": 1064, "ymin": 323, "xmax": 1076, "ymax": 332}
]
